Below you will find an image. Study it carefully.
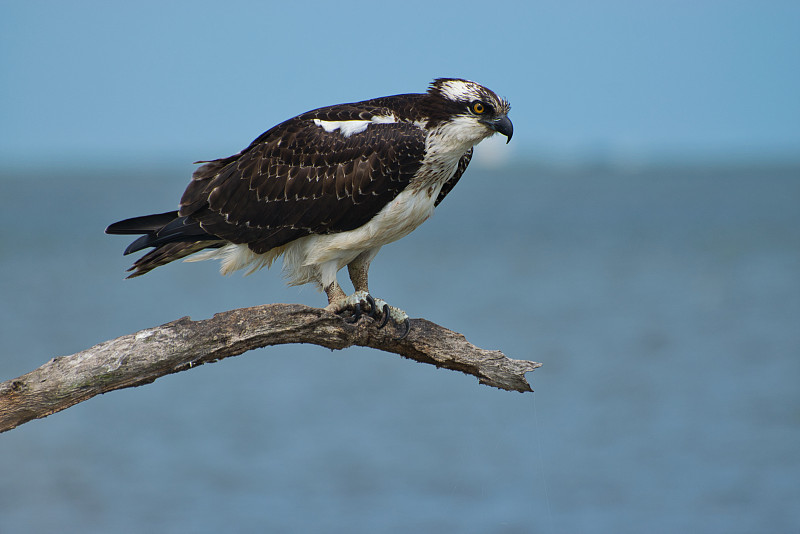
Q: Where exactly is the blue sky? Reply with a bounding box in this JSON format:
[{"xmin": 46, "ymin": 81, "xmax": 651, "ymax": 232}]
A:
[{"xmin": 2, "ymin": 0, "xmax": 799, "ymax": 167}]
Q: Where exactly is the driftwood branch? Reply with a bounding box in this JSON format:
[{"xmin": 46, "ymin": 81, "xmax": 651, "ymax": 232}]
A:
[{"xmin": 0, "ymin": 303, "xmax": 541, "ymax": 433}]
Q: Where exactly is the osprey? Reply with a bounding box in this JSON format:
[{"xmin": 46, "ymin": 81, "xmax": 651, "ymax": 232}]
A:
[{"xmin": 107, "ymin": 78, "xmax": 512, "ymax": 336}]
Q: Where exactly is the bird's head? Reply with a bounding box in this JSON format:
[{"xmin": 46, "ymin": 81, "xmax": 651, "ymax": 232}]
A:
[{"xmin": 426, "ymin": 78, "xmax": 513, "ymax": 144}]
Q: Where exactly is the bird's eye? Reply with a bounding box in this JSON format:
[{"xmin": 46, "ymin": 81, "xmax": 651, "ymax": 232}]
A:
[{"xmin": 471, "ymin": 102, "xmax": 485, "ymax": 114}]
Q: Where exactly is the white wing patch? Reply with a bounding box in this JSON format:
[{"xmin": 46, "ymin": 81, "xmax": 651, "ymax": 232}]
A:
[{"xmin": 313, "ymin": 114, "xmax": 397, "ymax": 137}]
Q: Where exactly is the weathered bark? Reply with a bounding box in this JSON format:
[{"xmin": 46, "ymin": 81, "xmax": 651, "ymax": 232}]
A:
[{"xmin": 0, "ymin": 304, "xmax": 540, "ymax": 433}]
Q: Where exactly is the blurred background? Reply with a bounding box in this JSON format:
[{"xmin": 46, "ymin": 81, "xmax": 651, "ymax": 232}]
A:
[{"xmin": 1, "ymin": 1, "xmax": 798, "ymax": 532}]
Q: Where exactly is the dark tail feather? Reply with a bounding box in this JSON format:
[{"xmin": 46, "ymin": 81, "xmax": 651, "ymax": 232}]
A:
[
  {"xmin": 106, "ymin": 211, "xmax": 223, "ymax": 276},
  {"xmin": 106, "ymin": 211, "xmax": 180, "ymax": 235},
  {"xmin": 125, "ymin": 241, "xmax": 223, "ymax": 278}
]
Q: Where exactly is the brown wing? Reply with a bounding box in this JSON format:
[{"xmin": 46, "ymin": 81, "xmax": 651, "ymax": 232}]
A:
[{"xmin": 179, "ymin": 115, "xmax": 427, "ymax": 254}]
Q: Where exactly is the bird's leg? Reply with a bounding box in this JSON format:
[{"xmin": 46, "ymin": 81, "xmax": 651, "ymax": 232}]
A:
[
  {"xmin": 324, "ymin": 254, "xmax": 410, "ymax": 338},
  {"xmin": 325, "ymin": 280, "xmax": 347, "ymax": 306},
  {"xmin": 347, "ymin": 257, "xmax": 370, "ymax": 295},
  {"xmin": 347, "ymin": 255, "xmax": 411, "ymax": 338},
  {"xmin": 325, "ymin": 279, "xmax": 372, "ymax": 324},
  {"xmin": 340, "ymin": 259, "xmax": 381, "ymax": 325}
]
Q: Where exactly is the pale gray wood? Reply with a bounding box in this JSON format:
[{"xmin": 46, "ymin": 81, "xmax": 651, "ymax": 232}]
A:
[{"xmin": 0, "ymin": 304, "xmax": 540, "ymax": 433}]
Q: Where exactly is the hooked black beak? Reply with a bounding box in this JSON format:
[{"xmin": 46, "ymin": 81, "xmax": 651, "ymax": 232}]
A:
[{"xmin": 490, "ymin": 115, "xmax": 513, "ymax": 143}]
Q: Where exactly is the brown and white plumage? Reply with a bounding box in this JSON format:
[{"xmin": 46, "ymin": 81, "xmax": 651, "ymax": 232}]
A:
[{"xmin": 107, "ymin": 78, "xmax": 512, "ymax": 327}]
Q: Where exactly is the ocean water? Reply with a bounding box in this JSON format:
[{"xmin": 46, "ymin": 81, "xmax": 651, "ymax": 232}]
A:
[{"xmin": 1, "ymin": 163, "xmax": 798, "ymax": 533}]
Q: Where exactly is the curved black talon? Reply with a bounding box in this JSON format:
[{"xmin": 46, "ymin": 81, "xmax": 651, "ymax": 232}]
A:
[
  {"xmin": 395, "ymin": 318, "xmax": 411, "ymax": 340},
  {"xmin": 345, "ymin": 302, "xmax": 362, "ymax": 323},
  {"xmin": 365, "ymin": 294, "xmax": 377, "ymax": 318},
  {"xmin": 376, "ymin": 304, "xmax": 390, "ymax": 329}
]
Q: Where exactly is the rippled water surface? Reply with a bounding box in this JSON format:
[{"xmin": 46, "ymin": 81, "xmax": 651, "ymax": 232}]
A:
[{"xmin": 1, "ymin": 164, "xmax": 798, "ymax": 533}]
